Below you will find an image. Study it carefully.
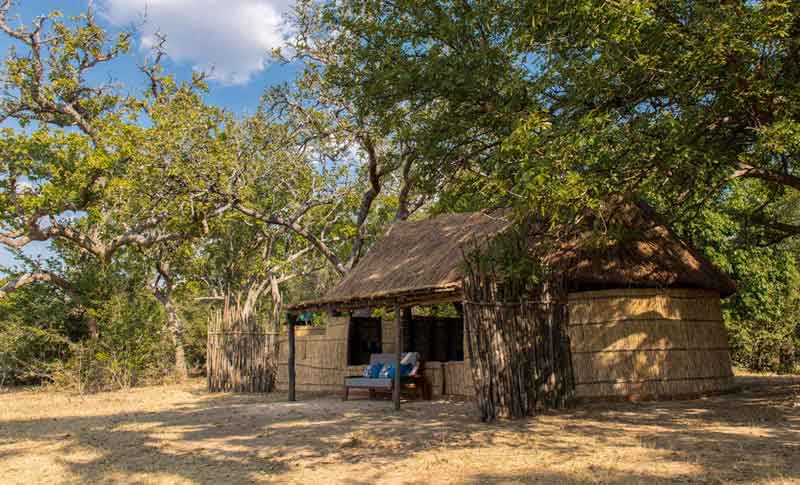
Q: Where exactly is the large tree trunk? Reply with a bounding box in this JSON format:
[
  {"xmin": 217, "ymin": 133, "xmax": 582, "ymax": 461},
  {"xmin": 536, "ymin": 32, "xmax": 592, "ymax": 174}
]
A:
[
  {"xmin": 165, "ymin": 300, "xmax": 189, "ymax": 380},
  {"xmin": 269, "ymin": 274, "xmax": 283, "ymax": 358},
  {"xmin": 152, "ymin": 259, "xmax": 189, "ymax": 381}
]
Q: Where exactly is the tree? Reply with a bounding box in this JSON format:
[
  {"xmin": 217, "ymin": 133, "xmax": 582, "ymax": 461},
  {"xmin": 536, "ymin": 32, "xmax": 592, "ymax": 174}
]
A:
[
  {"xmin": 0, "ymin": 4, "xmax": 228, "ymax": 337},
  {"xmin": 295, "ymin": 0, "xmax": 800, "ymax": 239},
  {"xmin": 213, "ymin": 94, "xmax": 424, "ymax": 279},
  {"xmin": 675, "ymin": 184, "xmax": 800, "ymax": 371}
]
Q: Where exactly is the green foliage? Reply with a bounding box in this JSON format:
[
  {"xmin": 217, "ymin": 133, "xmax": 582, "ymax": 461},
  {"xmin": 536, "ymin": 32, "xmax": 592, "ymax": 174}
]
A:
[
  {"xmin": 0, "ymin": 282, "xmax": 75, "ymax": 386},
  {"xmin": 88, "ymin": 289, "xmax": 172, "ymax": 389},
  {"xmin": 178, "ymin": 299, "xmax": 211, "ymax": 371},
  {"xmin": 1, "ymin": 244, "xmax": 177, "ymax": 391},
  {"xmin": 298, "ymin": 0, "xmax": 800, "ymax": 372},
  {"xmin": 677, "ymin": 202, "xmax": 800, "ymax": 372},
  {"xmin": 0, "ymin": 279, "xmax": 174, "ymax": 391},
  {"xmin": 724, "ymin": 248, "xmax": 799, "ymax": 372}
]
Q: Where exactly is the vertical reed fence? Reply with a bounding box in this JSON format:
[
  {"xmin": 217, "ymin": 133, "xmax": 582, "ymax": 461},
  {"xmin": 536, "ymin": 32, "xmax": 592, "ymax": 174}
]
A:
[
  {"xmin": 207, "ymin": 296, "xmax": 275, "ymax": 393},
  {"xmin": 462, "ymin": 234, "xmax": 574, "ymax": 421}
]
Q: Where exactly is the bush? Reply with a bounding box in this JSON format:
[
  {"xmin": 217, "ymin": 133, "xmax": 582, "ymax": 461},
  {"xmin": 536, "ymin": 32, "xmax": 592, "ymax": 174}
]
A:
[
  {"xmin": 0, "ymin": 322, "xmax": 70, "ymax": 388},
  {"xmin": 47, "ymin": 338, "xmax": 174, "ymax": 393},
  {"xmin": 723, "ymin": 248, "xmax": 800, "ymax": 373},
  {"xmin": 68, "ymin": 292, "xmax": 175, "ymax": 392},
  {"xmin": 1, "ymin": 280, "xmax": 179, "ymax": 393},
  {"xmin": 676, "ymin": 206, "xmax": 800, "ymax": 374}
]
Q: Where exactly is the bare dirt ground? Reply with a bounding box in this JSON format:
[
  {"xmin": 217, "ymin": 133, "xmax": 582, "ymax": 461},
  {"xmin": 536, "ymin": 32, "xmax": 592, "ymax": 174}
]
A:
[{"xmin": 1, "ymin": 375, "xmax": 798, "ymax": 484}]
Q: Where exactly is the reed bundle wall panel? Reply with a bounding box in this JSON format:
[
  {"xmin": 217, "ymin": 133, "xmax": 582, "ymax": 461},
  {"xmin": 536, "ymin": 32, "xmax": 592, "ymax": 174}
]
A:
[
  {"xmin": 275, "ymin": 288, "xmax": 733, "ymax": 400},
  {"xmin": 276, "ymin": 316, "xmax": 349, "ymax": 392},
  {"xmin": 444, "ymin": 361, "xmax": 474, "ymax": 396},
  {"xmin": 568, "ymin": 288, "xmax": 735, "ymax": 399}
]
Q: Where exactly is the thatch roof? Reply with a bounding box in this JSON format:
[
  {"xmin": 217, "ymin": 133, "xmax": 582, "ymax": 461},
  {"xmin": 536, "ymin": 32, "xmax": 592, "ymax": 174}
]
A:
[
  {"xmin": 291, "ymin": 212, "xmax": 510, "ymax": 310},
  {"xmin": 290, "ymin": 206, "xmax": 736, "ymax": 311},
  {"xmin": 547, "ymin": 204, "xmax": 737, "ymax": 297}
]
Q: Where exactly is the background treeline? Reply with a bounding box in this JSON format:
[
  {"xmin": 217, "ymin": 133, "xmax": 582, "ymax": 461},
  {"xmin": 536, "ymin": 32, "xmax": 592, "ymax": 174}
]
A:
[{"xmin": 1, "ymin": 1, "xmax": 799, "ymax": 391}]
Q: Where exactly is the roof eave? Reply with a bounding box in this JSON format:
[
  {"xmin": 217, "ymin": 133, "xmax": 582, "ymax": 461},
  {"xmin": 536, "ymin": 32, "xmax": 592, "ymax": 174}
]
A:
[{"xmin": 287, "ymin": 284, "xmax": 463, "ymax": 313}]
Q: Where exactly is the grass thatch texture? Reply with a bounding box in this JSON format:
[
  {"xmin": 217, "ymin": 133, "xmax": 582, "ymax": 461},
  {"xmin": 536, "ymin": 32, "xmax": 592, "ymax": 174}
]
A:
[
  {"xmin": 292, "ymin": 212, "xmax": 509, "ymax": 310},
  {"xmin": 547, "ymin": 204, "xmax": 737, "ymax": 297},
  {"xmin": 294, "ymin": 204, "xmax": 736, "ymax": 312}
]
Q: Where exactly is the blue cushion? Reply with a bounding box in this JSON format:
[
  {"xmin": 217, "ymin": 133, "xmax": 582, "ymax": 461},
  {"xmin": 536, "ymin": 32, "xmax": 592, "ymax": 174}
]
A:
[
  {"xmin": 379, "ymin": 363, "xmax": 414, "ymax": 379},
  {"xmin": 380, "ymin": 364, "xmax": 394, "ymax": 379},
  {"xmin": 400, "ymin": 363, "xmax": 414, "ymax": 376},
  {"xmin": 363, "ymin": 363, "xmax": 384, "ymax": 378}
]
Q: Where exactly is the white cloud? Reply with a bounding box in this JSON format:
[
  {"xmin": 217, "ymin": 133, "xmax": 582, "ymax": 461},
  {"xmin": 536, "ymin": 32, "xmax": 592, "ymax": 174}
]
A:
[{"xmin": 102, "ymin": 0, "xmax": 292, "ymax": 85}]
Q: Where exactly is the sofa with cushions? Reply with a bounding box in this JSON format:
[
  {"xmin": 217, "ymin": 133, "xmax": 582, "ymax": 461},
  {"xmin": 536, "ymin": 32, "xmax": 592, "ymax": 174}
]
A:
[{"xmin": 343, "ymin": 352, "xmax": 428, "ymax": 400}]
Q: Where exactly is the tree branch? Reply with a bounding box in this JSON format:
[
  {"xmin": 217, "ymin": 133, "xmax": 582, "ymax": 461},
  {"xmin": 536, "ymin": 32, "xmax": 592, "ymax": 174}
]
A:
[
  {"xmin": 0, "ymin": 270, "xmax": 77, "ymax": 300},
  {"xmin": 233, "ymin": 203, "xmax": 347, "ymax": 275},
  {"xmin": 732, "ymin": 164, "xmax": 800, "ymax": 192},
  {"xmin": 347, "ymin": 134, "xmax": 383, "ymax": 269}
]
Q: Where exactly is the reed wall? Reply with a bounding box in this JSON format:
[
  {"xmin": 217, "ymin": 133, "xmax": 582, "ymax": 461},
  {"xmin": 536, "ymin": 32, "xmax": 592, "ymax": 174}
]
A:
[
  {"xmin": 437, "ymin": 288, "xmax": 734, "ymax": 399},
  {"xmin": 276, "ymin": 287, "xmax": 734, "ymax": 400},
  {"xmin": 275, "ymin": 316, "xmax": 349, "ymax": 392},
  {"xmin": 567, "ymin": 288, "xmax": 735, "ymax": 399}
]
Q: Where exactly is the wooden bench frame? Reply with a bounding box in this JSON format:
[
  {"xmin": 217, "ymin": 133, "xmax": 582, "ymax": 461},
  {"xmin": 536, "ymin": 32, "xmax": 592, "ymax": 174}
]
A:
[
  {"xmin": 343, "ymin": 369, "xmax": 429, "ymax": 401},
  {"xmin": 343, "ymin": 352, "xmax": 430, "ymax": 401}
]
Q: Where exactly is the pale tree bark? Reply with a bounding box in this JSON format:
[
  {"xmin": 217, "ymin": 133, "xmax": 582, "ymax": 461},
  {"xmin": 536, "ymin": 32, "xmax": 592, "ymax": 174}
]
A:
[
  {"xmin": 393, "ymin": 152, "xmax": 426, "ymax": 223},
  {"xmin": 152, "ymin": 260, "xmax": 189, "ymax": 380},
  {"xmin": 269, "ymin": 273, "xmax": 283, "ymax": 357},
  {"xmin": 233, "ymin": 204, "xmax": 348, "ymax": 276},
  {"xmin": 347, "ymin": 134, "xmax": 386, "ymax": 269},
  {"xmin": 164, "ymin": 299, "xmax": 188, "ymax": 380}
]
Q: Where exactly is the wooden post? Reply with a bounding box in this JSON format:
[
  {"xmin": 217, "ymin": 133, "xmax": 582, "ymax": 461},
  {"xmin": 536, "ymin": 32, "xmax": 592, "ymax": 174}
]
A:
[
  {"xmin": 393, "ymin": 300, "xmax": 402, "ymax": 411},
  {"xmin": 287, "ymin": 312, "xmax": 296, "ymax": 402}
]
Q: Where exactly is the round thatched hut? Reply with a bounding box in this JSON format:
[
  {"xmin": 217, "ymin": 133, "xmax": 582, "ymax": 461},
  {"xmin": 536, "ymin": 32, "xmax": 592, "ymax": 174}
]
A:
[
  {"xmin": 549, "ymin": 203, "xmax": 737, "ymax": 399},
  {"xmin": 568, "ymin": 288, "xmax": 734, "ymax": 399}
]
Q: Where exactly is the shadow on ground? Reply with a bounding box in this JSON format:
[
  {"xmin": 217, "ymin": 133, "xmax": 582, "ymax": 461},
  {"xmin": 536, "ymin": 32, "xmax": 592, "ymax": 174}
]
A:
[{"xmin": 0, "ymin": 376, "xmax": 798, "ymax": 483}]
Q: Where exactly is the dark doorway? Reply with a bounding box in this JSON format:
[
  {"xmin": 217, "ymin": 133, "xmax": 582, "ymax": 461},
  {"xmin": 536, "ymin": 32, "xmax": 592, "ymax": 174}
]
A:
[{"xmin": 348, "ymin": 317, "xmax": 382, "ymax": 365}]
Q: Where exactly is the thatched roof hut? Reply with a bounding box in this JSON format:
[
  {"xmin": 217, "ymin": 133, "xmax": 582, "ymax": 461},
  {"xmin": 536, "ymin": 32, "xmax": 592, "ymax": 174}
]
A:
[
  {"xmin": 291, "ymin": 207, "xmax": 735, "ymax": 311},
  {"xmin": 282, "ymin": 205, "xmax": 737, "ymax": 404},
  {"xmin": 292, "ymin": 211, "xmax": 510, "ymax": 310}
]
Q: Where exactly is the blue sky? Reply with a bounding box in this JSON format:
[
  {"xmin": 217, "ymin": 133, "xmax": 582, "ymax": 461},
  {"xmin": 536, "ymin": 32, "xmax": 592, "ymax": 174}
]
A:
[{"xmin": 0, "ymin": 0, "xmax": 300, "ymax": 270}]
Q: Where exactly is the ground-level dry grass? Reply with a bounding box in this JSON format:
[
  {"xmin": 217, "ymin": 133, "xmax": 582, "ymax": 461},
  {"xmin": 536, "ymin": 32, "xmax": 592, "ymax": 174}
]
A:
[{"xmin": 1, "ymin": 375, "xmax": 798, "ymax": 484}]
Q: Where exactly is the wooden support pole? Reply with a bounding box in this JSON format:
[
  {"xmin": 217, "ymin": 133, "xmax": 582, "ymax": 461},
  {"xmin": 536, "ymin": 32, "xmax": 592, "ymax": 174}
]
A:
[
  {"xmin": 393, "ymin": 300, "xmax": 402, "ymax": 411},
  {"xmin": 287, "ymin": 312, "xmax": 296, "ymax": 402}
]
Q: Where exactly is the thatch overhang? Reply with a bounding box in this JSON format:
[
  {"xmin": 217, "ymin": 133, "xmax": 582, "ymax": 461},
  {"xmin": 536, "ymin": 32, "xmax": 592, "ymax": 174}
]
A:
[
  {"xmin": 289, "ymin": 206, "xmax": 737, "ymax": 312},
  {"xmin": 289, "ymin": 212, "xmax": 510, "ymax": 311}
]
